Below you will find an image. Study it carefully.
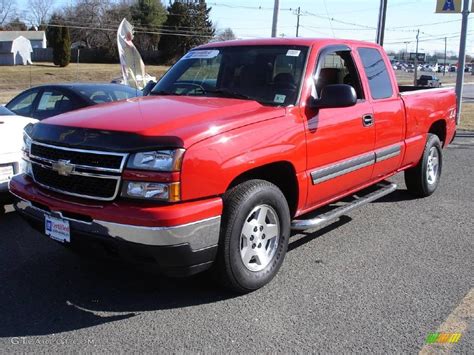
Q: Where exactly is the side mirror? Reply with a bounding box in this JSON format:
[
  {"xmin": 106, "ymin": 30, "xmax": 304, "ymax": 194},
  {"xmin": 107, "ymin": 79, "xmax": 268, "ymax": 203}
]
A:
[{"xmin": 310, "ymin": 84, "xmax": 357, "ymax": 109}]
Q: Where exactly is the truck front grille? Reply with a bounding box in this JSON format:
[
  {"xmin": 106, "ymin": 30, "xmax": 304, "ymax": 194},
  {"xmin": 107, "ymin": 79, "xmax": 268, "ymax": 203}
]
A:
[{"xmin": 28, "ymin": 142, "xmax": 127, "ymax": 201}]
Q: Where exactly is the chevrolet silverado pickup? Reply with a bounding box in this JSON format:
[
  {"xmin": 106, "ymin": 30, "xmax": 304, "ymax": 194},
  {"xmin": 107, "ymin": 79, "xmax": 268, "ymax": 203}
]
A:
[{"xmin": 10, "ymin": 38, "xmax": 456, "ymax": 292}]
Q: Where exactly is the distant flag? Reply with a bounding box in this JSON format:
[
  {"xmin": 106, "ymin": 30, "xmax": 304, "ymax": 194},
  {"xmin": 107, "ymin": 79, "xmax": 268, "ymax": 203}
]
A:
[{"xmin": 117, "ymin": 18, "xmax": 147, "ymax": 90}]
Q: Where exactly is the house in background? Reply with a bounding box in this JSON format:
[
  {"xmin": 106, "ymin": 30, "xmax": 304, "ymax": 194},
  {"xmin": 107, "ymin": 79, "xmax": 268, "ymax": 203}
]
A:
[{"xmin": 0, "ymin": 31, "xmax": 46, "ymax": 65}]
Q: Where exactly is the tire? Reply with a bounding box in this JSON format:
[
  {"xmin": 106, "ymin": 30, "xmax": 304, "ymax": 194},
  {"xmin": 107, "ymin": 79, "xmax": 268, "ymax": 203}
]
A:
[
  {"xmin": 215, "ymin": 179, "xmax": 291, "ymax": 293},
  {"xmin": 404, "ymin": 133, "xmax": 442, "ymax": 197}
]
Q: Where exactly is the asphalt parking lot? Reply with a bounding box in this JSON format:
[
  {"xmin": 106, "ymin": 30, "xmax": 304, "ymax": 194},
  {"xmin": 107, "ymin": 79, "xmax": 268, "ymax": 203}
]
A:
[{"xmin": 0, "ymin": 136, "xmax": 472, "ymax": 353}]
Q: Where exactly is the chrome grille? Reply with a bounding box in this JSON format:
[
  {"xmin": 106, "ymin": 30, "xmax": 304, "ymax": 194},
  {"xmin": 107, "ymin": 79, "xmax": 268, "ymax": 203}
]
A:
[{"xmin": 28, "ymin": 142, "xmax": 127, "ymax": 201}]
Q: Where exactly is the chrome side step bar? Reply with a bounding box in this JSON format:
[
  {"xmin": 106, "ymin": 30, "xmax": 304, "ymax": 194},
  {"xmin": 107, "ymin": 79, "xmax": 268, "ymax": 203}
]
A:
[{"xmin": 291, "ymin": 182, "xmax": 397, "ymax": 231}]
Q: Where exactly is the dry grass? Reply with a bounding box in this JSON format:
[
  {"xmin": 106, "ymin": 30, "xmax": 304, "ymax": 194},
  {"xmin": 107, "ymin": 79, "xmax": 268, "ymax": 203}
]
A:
[
  {"xmin": 0, "ymin": 62, "xmax": 169, "ymax": 104},
  {"xmin": 0, "ymin": 63, "xmax": 473, "ymax": 131},
  {"xmin": 459, "ymin": 103, "xmax": 474, "ymax": 131},
  {"xmin": 395, "ymin": 70, "xmax": 474, "ymax": 85}
]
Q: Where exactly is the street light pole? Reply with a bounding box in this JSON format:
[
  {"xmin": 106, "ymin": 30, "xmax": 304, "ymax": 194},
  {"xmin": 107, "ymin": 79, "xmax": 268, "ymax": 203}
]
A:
[
  {"xmin": 376, "ymin": 0, "xmax": 388, "ymax": 45},
  {"xmin": 413, "ymin": 29, "xmax": 420, "ymax": 86},
  {"xmin": 296, "ymin": 7, "xmax": 301, "ymax": 37},
  {"xmin": 271, "ymin": 0, "xmax": 279, "ymax": 38},
  {"xmin": 454, "ymin": 0, "xmax": 470, "ymax": 125},
  {"xmin": 443, "ymin": 37, "xmax": 447, "ymax": 77}
]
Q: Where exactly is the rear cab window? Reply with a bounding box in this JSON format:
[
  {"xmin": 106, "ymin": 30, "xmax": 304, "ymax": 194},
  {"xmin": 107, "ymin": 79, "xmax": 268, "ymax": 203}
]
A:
[{"xmin": 357, "ymin": 47, "xmax": 393, "ymax": 100}]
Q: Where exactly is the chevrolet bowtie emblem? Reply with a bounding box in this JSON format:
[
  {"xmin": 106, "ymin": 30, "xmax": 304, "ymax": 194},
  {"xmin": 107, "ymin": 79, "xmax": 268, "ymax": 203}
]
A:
[{"xmin": 51, "ymin": 160, "xmax": 75, "ymax": 176}]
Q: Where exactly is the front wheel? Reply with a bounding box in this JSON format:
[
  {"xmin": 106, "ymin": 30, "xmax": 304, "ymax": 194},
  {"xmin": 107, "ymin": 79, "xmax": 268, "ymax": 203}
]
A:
[
  {"xmin": 215, "ymin": 180, "xmax": 291, "ymax": 293},
  {"xmin": 404, "ymin": 133, "xmax": 442, "ymax": 197}
]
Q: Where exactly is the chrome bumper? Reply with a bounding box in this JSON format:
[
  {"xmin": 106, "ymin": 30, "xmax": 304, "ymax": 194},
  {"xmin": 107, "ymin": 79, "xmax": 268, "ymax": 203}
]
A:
[{"xmin": 13, "ymin": 196, "xmax": 221, "ymax": 250}]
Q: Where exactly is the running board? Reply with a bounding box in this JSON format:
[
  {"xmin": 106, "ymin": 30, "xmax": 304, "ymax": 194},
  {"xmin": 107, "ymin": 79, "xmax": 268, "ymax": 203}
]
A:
[{"xmin": 291, "ymin": 182, "xmax": 397, "ymax": 231}]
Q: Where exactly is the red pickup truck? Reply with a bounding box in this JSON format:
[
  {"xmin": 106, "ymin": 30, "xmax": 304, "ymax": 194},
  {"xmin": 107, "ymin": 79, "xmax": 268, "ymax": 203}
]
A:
[{"xmin": 10, "ymin": 38, "xmax": 456, "ymax": 292}]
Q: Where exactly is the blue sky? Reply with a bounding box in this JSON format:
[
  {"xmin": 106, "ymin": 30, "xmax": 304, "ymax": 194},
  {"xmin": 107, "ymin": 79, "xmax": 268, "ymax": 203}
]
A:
[{"xmin": 16, "ymin": 0, "xmax": 474, "ymax": 55}]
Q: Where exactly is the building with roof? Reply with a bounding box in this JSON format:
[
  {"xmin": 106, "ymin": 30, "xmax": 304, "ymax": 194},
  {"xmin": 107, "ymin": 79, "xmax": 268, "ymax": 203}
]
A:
[{"xmin": 0, "ymin": 31, "xmax": 46, "ymax": 65}]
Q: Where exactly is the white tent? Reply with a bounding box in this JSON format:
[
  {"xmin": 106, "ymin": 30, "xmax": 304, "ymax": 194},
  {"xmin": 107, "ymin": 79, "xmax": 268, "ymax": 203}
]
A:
[{"xmin": 10, "ymin": 36, "xmax": 33, "ymax": 65}]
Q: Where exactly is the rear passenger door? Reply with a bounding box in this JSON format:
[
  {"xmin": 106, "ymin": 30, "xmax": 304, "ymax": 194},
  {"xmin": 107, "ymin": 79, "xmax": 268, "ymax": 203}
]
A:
[
  {"xmin": 356, "ymin": 47, "xmax": 405, "ymax": 179},
  {"xmin": 303, "ymin": 45, "xmax": 376, "ymax": 209}
]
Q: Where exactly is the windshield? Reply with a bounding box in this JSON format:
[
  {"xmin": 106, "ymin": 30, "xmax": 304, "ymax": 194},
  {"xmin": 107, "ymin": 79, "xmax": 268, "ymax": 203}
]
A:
[
  {"xmin": 152, "ymin": 45, "xmax": 309, "ymax": 106},
  {"xmin": 0, "ymin": 106, "xmax": 14, "ymax": 115}
]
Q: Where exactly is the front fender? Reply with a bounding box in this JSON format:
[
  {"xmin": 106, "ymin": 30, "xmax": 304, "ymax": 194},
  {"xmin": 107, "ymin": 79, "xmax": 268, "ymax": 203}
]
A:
[{"xmin": 180, "ymin": 115, "xmax": 306, "ymax": 201}]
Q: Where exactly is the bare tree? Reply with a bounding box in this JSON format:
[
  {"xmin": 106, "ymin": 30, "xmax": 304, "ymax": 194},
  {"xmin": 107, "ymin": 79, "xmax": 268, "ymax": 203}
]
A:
[
  {"xmin": 28, "ymin": 0, "xmax": 54, "ymax": 27},
  {"xmin": 216, "ymin": 28, "xmax": 236, "ymax": 42},
  {"xmin": 0, "ymin": 0, "xmax": 16, "ymax": 26}
]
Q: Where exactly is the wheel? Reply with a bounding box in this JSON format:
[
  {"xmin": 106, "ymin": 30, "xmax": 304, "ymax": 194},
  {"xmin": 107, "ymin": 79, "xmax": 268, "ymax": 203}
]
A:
[
  {"xmin": 404, "ymin": 133, "xmax": 442, "ymax": 197},
  {"xmin": 215, "ymin": 180, "xmax": 291, "ymax": 293}
]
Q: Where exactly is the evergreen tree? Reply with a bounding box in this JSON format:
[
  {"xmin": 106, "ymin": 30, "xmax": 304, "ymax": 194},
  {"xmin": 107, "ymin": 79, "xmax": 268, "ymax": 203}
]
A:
[
  {"xmin": 159, "ymin": 0, "xmax": 215, "ymax": 63},
  {"xmin": 131, "ymin": 0, "xmax": 167, "ymax": 51},
  {"xmin": 51, "ymin": 26, "xmax": 70, "ymax": 67}
]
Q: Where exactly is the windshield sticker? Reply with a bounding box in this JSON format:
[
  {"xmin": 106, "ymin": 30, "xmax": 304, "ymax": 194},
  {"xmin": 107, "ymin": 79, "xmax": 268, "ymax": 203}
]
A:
[
  {"xmin": 274, "ymin": 94, "xmax": 286, "ymax": 104},
  {"xmin": 286, "ymin": 49, "xmax": 301, "ymax": 57},
  {"xmin": 183, "ymin": 50, "xmax": 220, "ymax": 60}
]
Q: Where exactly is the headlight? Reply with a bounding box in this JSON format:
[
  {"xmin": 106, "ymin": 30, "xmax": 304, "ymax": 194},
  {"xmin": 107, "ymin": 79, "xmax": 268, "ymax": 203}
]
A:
[
  {"xmin": 127, "ymin": 149, "xmax": 185, "ymax": 171},
  {"xmin": 22, "ymin": 131, "xmax": 32, "ymax": 155},
  {"xmin": 20, "ymin": 159, "xmax": 32, "ymax": 176},
  {"xmin": 121, "ymin": 181, "xmax": 180, "ymax": 202}
]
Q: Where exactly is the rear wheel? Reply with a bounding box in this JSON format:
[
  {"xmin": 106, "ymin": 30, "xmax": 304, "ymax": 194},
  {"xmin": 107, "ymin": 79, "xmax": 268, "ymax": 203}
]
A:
[
  {"xmin": 405, "ymin": 133, "xmax": 442, "ymax": 197},
  {"xmin": 216, "ymin": 180, "xmax": 290, "ymax": 293}
]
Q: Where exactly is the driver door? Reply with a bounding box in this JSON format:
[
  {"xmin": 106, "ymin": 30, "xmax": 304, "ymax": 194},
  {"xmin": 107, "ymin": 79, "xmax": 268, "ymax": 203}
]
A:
[{"xmin": 304, "ymin": 46, "xmax": 376, "ymax": 209}]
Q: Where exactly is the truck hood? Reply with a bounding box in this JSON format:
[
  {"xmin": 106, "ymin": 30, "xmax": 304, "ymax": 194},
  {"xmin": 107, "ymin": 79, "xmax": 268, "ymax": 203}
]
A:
[{"xmin": 40, "ymin": 96, "xmax": 286, "ymax": 149}]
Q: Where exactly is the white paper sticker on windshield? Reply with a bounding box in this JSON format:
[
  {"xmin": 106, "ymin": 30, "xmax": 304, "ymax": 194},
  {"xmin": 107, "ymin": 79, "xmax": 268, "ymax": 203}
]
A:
[
  {"xmin": 286, "ymin": 49, "xmax": 301, "ymax": 57},
  {"xmin": 274, "ymin": 94, "xmax": 286, "ymax": 104},
  {"xmin": 183, "ymin": 50, "xmax": 220, "ymax": 60}
]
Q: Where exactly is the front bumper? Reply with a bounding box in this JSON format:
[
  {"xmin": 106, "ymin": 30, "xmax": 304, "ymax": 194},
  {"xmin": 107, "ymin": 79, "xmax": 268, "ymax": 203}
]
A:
[
  {"xmin": 14, "ymin": 196, "xmax": 221, "ymax": 276},
  {"xmin": 10, "ymin": 174, "xmax": 223, "ymax": 276}
]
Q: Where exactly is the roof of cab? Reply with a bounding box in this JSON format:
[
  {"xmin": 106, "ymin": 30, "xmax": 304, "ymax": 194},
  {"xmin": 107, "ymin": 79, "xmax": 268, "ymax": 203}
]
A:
[{"xmin": 196, "ymin": 37, "xmax": 381, "ymax": 49}]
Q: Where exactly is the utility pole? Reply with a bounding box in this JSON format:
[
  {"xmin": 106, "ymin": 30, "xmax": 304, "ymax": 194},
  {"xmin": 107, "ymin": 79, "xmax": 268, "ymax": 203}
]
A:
[
  {"xmin": 296, "ymin": 7, "xmax": 301, "ymax": 37},
  {"xmin": 413, "ymin": 29, "xmax": 420, "ymax": 86},
  {"xmin": 376, "ymin": 0, "xmax": 388, "ymax": 45},
  {"xmin": 271, "ymin": 0, "xmax": 279, "ymax": 37},
  {"xmin": 404, "ymin": 41, "xmax": 409, "ymax": 62},
  {"xmin": 443, "ymin": 37, "xmax": 447, "ymax": 77},
  {"xmin": 454, "ymin": 0, "xmax": 470, "ymax": 125}
]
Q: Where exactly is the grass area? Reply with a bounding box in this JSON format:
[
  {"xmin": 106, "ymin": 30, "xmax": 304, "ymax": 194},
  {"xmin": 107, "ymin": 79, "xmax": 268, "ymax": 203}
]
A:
[
  {"xmin": 0, "ymin": 62, "xmax": 169, "ymax": 104},
  {"xmin": 459, "ymin": 103, "xmax": 474, "ymax": 131},
  {"xmin": 395, "ymin": 70, "xmax": 474, "ymax": 85},
  {"xmin": 0, "ymin": 63, "xmax": 473, "ymax": 130}
]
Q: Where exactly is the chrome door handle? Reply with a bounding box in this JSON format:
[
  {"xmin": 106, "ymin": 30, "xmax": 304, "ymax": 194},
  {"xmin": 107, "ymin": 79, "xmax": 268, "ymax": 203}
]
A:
[{"xmin": 362, "ymin": 114, "xmax": 374, "ymax": 127}]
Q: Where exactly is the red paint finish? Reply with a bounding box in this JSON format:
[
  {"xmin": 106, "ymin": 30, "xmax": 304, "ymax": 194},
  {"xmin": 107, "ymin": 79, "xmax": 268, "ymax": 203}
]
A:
[
  {"xmin": 123, "ymin": 170, "xmax": 180, "ymax": 183},
  {"xmin": 10, "ymin": 175, "xmax": 222, "ymax": 227},
  {"xmin": 13, "ymin": 38, "xmax": 456, "ymax": 230}
]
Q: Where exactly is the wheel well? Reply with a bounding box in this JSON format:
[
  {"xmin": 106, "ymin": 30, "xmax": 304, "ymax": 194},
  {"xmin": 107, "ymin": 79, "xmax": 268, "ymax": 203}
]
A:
[
  {"xmin": 429, "ymin": 120, "xmax": 447, "ymax": 146},
  {"xmin": 227, "ymin": 162, "xmax": 299, "ymax": 217}
]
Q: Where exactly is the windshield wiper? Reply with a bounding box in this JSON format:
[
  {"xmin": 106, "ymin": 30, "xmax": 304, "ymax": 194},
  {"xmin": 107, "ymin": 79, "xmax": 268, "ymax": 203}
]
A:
[
  {"xmin": 207, "ymin": 89, "xmax": 254, "ymax": 101},
  {"xmin": 150, "ymin": 90, "xmax": 183, "ymax": 96}
]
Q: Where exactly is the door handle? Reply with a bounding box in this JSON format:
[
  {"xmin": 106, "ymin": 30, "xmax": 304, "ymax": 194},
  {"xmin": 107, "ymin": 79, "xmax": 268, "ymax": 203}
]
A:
[{"xmin": 362, "ymin": 114, "xmax": 374, "ymax": 127}]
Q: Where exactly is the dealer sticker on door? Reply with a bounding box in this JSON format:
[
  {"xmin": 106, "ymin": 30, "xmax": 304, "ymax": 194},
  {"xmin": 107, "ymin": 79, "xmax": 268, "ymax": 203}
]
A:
[{"xmin": 45, "ymin": 215, "xmax": 70, "ymax": 243}]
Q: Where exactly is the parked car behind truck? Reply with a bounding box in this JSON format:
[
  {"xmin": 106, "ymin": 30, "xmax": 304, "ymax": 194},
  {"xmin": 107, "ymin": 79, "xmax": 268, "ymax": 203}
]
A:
[
  {"xmin": 6, "ymin": 83, "xmax": 142, "ymax": 120},
  {"xmin": 10, "ymin": 38, "xmax": 456, "ymax": 292},
  {"xmin": 417, "ymin": 75, "xmax": 441, "ymax": 88}
]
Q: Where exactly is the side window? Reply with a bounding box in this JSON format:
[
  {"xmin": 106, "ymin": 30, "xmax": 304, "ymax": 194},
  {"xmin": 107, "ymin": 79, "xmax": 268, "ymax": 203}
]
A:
[
  {"xmin": 35, "ymin": 90, "xmax": 75, "ymax": 118},
  {"xmin": 357, "ymin": 48, "xmax": 393, "ymax": 100},
  {"xmin": 315, "ymin": 50, "xmax": 364, "ymax": 99},
  {"xmin": 7, "ymin": 90, "xmax": 40, "ymax": 116}
]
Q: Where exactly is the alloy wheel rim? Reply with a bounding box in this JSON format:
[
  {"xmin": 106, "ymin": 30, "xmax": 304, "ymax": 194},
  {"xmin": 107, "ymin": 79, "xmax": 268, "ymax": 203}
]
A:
[
  {"xmin": 426, "ymin": 147, "xmax": 439, "ymax": 185},
  {"xmin": 239, "ymin": 204, "xmax": 280, "ymax": 272}
]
